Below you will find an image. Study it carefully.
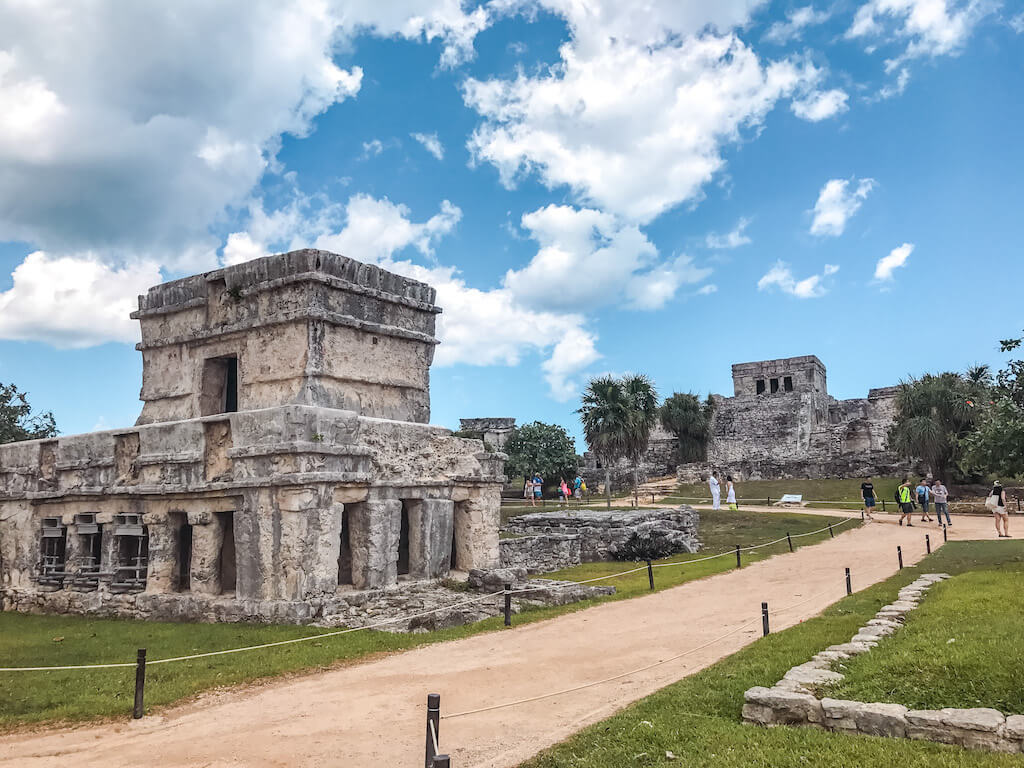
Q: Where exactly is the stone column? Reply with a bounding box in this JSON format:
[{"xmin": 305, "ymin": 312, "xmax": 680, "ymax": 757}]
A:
[
  {"xmin": 348, "ymin": 499, "xmax": 401, "ymax": 589},
  {"xmin": 144, "ymin": 518, "xmax": 176, "ymax": 594},
  {"xmin": 406, "ymin": 499, "xmax": 454, "ymax": 579},
  {"xmin": 189, "ymin": 516, "xmax": 223, "ymax": 596},
  {"xmin": 453, "ymin": 489, "xmax": 500, "ymax": 571}
]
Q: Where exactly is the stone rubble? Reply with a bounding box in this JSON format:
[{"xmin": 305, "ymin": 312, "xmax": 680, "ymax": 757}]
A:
[{"xmin": 742, "ymin": 572, "xmax": 1024, "ymax": 754}]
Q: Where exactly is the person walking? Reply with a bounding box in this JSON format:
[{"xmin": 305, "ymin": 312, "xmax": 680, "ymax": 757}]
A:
[
  {"xmin": 898, "ymin": 478, "xmax": 915, "ymax": 526},
  {"xmin": 726, "ymin": 475, "xmax": 738, "ymax": 510},
  {"xmin": 916, "ymin": 479, "xmax": 933, "ymax": 522},
  {"xmin": 860, "ymin": 476, "xmax": 877, "ymax": 521},
  {"xmin": 559, "ymin": 478, "xmax": 570, "ymax": 504},
  {"xmin": 932, "ymin": 479, "xmax": 951, "ymax": 527},
  {"xmin": 988, "ymin": 481, "xmax": 1011, "ymax": 538},
  {"xmin": 573, "ymin": 474, "xmax": 583, "ymax": 500},
  {"xmin": 709, "ymin": 472, "xmax": 721, "ymax": 511},
  {"xmin": 524, "ymin": 476, "xmax": 533, "ymax": 505}
]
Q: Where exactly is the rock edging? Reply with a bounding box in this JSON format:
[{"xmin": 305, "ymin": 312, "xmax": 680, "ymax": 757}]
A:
[{"xmin": 743, "ymin": 573, "xmax": 1024, "ymax": 754}]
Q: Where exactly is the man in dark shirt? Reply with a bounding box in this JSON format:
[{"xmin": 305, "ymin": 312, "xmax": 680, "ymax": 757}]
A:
[{"xmin": 861, "ymin": 477, "xmax": 876, "ymax": 520}]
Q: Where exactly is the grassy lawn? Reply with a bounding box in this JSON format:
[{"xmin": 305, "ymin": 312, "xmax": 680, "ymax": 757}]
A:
[
  {"xmin": 663, "ymin": 476, "xmax": 904, "ymax": 511},
  {"xmin": 520, "ymin": 541, "xmax": 1024, "ymax": 768},
  {"xmin": 0, "ymin": 508, "xmax": 848, "ymax": 729},
  {"xmin": 821, "ymin": 564, "xmax": 1024, "ymax": 712}
]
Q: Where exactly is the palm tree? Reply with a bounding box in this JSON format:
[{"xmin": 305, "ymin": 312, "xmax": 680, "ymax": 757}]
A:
[
  {"xmin": 659, "ymin": 392, "xmax": 714, "ymax": 463},
  {"xmin": 578, "ymin": 376, "xmax": 631, "ymax": 509},
  {"xmin": 622, "ymin": 374, "xmax": 659, "ymax": 504}
]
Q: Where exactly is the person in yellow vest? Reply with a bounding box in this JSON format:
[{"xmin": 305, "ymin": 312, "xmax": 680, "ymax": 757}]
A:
[{"xmin": 898, "ymin": 478, "xmax": 915, "ymax": 527}]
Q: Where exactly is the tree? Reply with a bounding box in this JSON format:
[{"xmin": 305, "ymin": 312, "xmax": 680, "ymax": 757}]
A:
[
  {"xmin": 503, "ymin": 421, "xmax": 578, "ymax": 488},
  {"xmin": 963, "ymin": 332, "xmax": 1024, "ymax": 478},
  {"xmin": 622, "ymin": 374, "xmax": 659, "ymax": 504},
  {"xmin": 578, "ymin": 376, "xmax": 631, "ymax": 509},
  {"xmin": 659, "ymin": 392, "xmax": 714, "ymax": 463},
  {"xmin": 0, "ymin": 383, "xmax": 58, "ymax": 444},
  {"xmin": 888, "ymin": 371, "xmax": 987, "ymax": 481}
]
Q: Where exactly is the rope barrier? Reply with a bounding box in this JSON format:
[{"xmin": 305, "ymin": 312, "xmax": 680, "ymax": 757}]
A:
[{"xmin": 0, "ymin": 514, "xmax": 862, "ymax": 672}]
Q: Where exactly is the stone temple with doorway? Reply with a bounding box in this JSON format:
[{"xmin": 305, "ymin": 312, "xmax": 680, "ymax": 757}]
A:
[{"xmin": 0, "ymin": 249, "xmax": 507, "ymax": 624}]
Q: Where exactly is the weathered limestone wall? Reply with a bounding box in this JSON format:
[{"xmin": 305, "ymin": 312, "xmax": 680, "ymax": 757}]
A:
[{"xmin": 499, "ymin": 533, "xmax": 582, "ymax": 573}]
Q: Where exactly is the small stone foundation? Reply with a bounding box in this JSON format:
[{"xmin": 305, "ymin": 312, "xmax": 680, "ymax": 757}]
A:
[{"xmin": 743, "ymin": 573, "xmax": 1024, "ymax": 754}]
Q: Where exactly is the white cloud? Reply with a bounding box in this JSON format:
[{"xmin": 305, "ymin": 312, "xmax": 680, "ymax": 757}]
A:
[
  {"xmin": 410, "ymin": 131, "xmax": 445, "ymax": 160},
  {"xmin": 503, "ymin": 205, "xmax": 711, "ymax": 312},
  {"xmin": 763, "ymin": 6, "xmax": 831, "ymax": 44},
  {"xmin": 877, "ymin": 67, "xmax": 912, "ymax": 99},
  {"xmin": 810, "ymin": 177, "xmax": 876, "ymax": 236},
  {"xmin": 758, "ymin": 261, "xmax": 839, "ymax": 298},
  {"xmin": 791, "ymin": 88, "xmax": 849, "ymax": 121},
  {"xmin": 362, "ymin": 138, "xmax": 385, "ymax": 157},
  {"xmin": 465, "ymin": 3, "xmax": 820, "ymax": 223},
  {"xmin": 874, "ymin": 242, "xmax": 914, "ymax": 281},
  {"xmin": 697, "ymin": 284, "xmax": 719, "ymax": 295},
  {"xmin": 705, "ymin": 217, "xmax": 752, "ymax": 249},
  {"xmin": 1010, "ymin": 12, "xmax": 1024, "ymax": 33},
  {"xmin": 0, "ymin": 252, "xmax": 161, "ymax": 348},
  {"xmin": 846, "ymin": 0, "xmax": 994, "ymax": 66}
]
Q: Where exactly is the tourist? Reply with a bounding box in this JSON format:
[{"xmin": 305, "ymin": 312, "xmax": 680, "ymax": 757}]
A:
[
  {"xmin": 709, "ymin": 471, "xmax": 721, "ymax": 511},
  {"xmin": 932, "ymin": 479, "xmax": 951, "ymax": 527},
  {"xmin": 573, "ymin": 474, "xmax": 583, "ymax": 499},
  {"xmin": 860, "ymin": 476, "xmax": 876, "ymax": 521},
  {"xmin": 726, "ymin": 475, "xmax": 738, "ymax": 510},
  {"xmin": 523, "ymin": 476, "xmax": 532, "ymax": 503},
  {"xmin": 916, "ymin": 479, "xmax": 933, "ymax": 522},
  {"xmin": 988, "ymin": 481, "xmax": 1011, "ymax": 538},
  {"xmin": 559, "ymin": 478, "xmax": 570, "ymax": 504},
  {"xmin": 898, "ymin": 478, "xmax": 915, "ymax": 526},
  {"xmin": 532, "ymin": 473, "xmax": 544, "ymax": 506}
]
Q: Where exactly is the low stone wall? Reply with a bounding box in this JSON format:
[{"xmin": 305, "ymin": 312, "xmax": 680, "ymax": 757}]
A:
[
  {"xmin": 503, "ymin": 506, "xmax": 699, "ymax": 563},
  {"xmin": 499, "ymin": 533, "xmax": 582, "ymax": 574},
  {"xmin": 743, "ymin": 573, "xmax": 1024, "ymax": 754},
  {"xmin": 2, "ymin": 571, "xmax": 612, "ymax": 633}
]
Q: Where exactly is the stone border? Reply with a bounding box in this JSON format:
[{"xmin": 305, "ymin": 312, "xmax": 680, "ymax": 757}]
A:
[{"xmin": 743, "ymin": 573, "xmax": 1024, "ymax": 754}]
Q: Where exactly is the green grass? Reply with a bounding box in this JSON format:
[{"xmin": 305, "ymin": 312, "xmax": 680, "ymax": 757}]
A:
[
  {"xmin": 821, "ymin": 564, "xmax": 1024, "ymax": 712},
  {"xmin": 520, "ymin": 541, "xmax": 1024, "ymax": 768},
  {"xmin": 664, "ymin": 476, "xmax": 904, "ymax": 511},
  {"xmin": 544, "ymin": 508, "xmax": 853, "ymax": 599},
  {"xmin": 0, "ymin": 508, "xmax": 848, "ymax": 729}
]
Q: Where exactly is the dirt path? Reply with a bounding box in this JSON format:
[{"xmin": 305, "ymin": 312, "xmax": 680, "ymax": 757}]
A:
[{"xmin": 0, "ymin": 515, "xmax": 998, "ymax": 768}]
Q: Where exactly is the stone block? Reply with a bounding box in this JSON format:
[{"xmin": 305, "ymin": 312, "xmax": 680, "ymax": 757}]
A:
[
  {"xmin": 821, "ymin": 698, "xmax": 863, "ymax": 731},
  {"xmin": 853, "ymin": 702, "xmax": 908, "ymax": 739},
  {"xmin": 743, "ymin": 686, "xmax": 823, "ymax": 726},
  {"xmin": 783, "ymin": 662, "xmax": 844, "ymax": 686},
  {"xmin": 940, "ymin": 708, "xmax": 1005, "ymax": 733},
  {"xmin": 1004, "ymin": 714, "xmax": 1024, "ymax": 741}
]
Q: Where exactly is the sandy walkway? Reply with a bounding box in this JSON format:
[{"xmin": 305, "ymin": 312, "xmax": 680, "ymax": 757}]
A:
[{"xmin": 0, "ymin": 515, "xmax": 998, "ymax": 768}]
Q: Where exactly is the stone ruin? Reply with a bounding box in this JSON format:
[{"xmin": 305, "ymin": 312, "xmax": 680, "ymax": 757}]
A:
[
  {"xmin": 682, "ymin": 355, "xmax": 908, "ymax": 481},
  {"xmin": 0, "ymin": 249, "xmax": 509, "ymax": 625},
  {"xmin": 458, "ymin": 417, "xmax": 516, "ymax": 452}
]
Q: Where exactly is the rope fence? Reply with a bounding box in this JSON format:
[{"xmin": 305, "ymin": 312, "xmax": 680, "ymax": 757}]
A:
[{"xmin": 0, "ymin": 518, "xmax": 860, "ymax": 673}]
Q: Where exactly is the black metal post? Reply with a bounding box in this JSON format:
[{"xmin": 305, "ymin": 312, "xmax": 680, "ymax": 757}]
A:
[
  {"xmin": 133, "ymin": 648, "xmax": 147, "ymax": 719},
  {"xmin": 828, "ymin": 524, "xmax": 834, "ymax": 538},
  {"xmin": 426, "ymin": 693, "xmax": 441, "ymax": 768},
  {"xmin": 897, "ymin": 546, "xmax": 903, "ymax": 570},
  {"xmin": 646, "ymin": 559, "xmax": 654, "ymax": 590},
  {"xmin": 882, "ymin": 498, "xmax": 887, "ymax": 512},
  {"xmin": 786, "ymin": 533, "xmax": 793, "ymax": 553},
  {"xmin": 735, "ymin": 544, "xmax": 741, "ymax": 568},
  {"xmin": 845, "ymin": 567, "xmax": 852, "ymax": 595},
  {"xmin": 503, "ymin": 584, "xmax": 512, "ymax": 627},
  {"xmin": 861, "ymin": 509, "xmax": 865, "ymax": 521},
  {"xmin": 433, "ymin": 757, "xmax": 451, "ymax": 768},
  {"xmin": 761, "ymin": 602, "xmax": 770, "ymax": 637},
  {"xmin": 925, "ymin": 534, "xmax": 931, "ymax": 554},
  {"xmin": 767, "ymin": 496, "xmax": 771, "ymax": 506},
  {"xmin": 943, "ymin": 524, "xmax": 948, "ymax": 542}
]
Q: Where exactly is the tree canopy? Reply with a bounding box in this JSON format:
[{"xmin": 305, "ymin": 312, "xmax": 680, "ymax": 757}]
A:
[
  {"xmin": 503, "ymin": 421, "xmax": 578, "ymax": 483},
  {"xmin": 1, "ymin": 383, "xmax": 58, "ymax": 444},
  {"xmin": 888, "ymin": 370, "xmax": 988, "ymax": 481},
  {"xmin": 963, "ymin": 332, "xmax": 1024, "ymax": 478},
  {"xmin": 659, "ymin": 392, "xmax": 714, "ymax": 462}
]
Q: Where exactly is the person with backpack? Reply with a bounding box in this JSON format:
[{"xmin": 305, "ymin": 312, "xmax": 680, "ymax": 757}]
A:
[
  {"xmin": 860, "ymin": 476, "xmax": 876, "ymax": 521},
  {"xmin": 915, "ymin": 479, "xmax": 933, "ymax": 523},
  {"xmin": 987, "ymin": 481, "xmax": 1011, "ymax": 538},
  {"xmin": 898, "ymin": 478, "xmax": 915, "ymax": 526}
]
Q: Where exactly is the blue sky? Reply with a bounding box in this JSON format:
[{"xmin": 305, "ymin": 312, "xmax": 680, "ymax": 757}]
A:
[{"xmin": 0, "ymin": 0, "xmax": 1021, "ymax": 448}]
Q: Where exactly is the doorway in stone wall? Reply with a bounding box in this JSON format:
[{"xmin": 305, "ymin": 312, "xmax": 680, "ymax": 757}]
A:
[
  {"xmin": 337, "ymin": 508, "xmax": 352, "ymax": 586},
  {"xmin": 397, "ymin": 502, "xmax": 410, "ymax": 576},
  {"xmin": 176, "ymin": 517, "xmax": 193, "ymax": 592},
  {"xmin": 217, "ymin": 511, "xmax": 236, "ymax": 594},
  {"xmin": 200, "ymin": 356, "xmax": 239, "ymax": 415}
]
